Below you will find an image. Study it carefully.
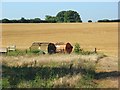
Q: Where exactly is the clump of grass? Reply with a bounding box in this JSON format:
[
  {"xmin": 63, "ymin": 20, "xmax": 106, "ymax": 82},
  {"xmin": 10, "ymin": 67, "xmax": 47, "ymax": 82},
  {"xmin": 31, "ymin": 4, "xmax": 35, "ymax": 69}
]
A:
[
  {"xmin": 77, "ymin": 73, "xmax": 97, "ymax": 88},
  {"xmin": 2, "ymin": 78, "xmax": 10, "ymax": 88},
  {"xmin": 30, "ymin": 49, "xmax": 45, "ymax": 55},
  {"xmin": 53, "ymin": 74, "xmax": 81, "ymax": 88},
  {"xmin": 6, "ymin": 49, "xmax": 45, "ymax": 56},
  {"xmin": 17, "ymin": 80, "xmax": 32, "ymax": 88},
  {"xmin": 32, "ymin": 74, "xmax": 53, "ymax": 88},
  {"xmin": 17, "ymin": 74, "xmax": 53, "ymax": 88},
  {"xmin": 6, "ymin": 49, "xmax": 26, "ymax": 56},
  {"xmin": 81, "ymin": 50, "xmax": 96, "ymax": 55},
  {"xmin": 74, "ymin": 43, "xmax": 94, "ymax": 55},
  {"xmin": 71, "ymin": 59, "xmax": 97, "ymax": 88},
  {"xmin": 74, "ymin": 43, "xmax": 106, "ymax": 56}
]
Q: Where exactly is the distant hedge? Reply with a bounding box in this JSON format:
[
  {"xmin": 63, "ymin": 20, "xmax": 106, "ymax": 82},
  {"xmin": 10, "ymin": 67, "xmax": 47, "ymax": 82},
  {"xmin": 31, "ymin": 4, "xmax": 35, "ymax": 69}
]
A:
[
  {"xmin": 1, "ymin": 18, "xmax": 57, "ymax": 23},
  {"xmin": 97, "ymin": 19, "xmax": 120, "ymax": 22}
]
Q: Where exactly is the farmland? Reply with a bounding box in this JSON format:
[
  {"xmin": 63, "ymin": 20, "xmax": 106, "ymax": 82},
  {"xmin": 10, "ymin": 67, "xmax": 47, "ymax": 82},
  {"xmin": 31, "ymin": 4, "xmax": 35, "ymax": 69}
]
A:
[
  {"xmin": 2, "ymin": 23, "xmax": 118, "ymax": 56},
  {"xmin": 1, "ymin": 23, "xmax": 119, "ymax": 88}
]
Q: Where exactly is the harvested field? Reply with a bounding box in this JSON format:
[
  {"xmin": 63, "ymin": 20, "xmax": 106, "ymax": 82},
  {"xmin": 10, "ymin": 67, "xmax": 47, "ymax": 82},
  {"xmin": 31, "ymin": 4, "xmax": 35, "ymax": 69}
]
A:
[
  {"xmin": 1, "ymin": 23, "xmax": 118, "ymax": 56},
  {"xmin": 1, "ymin": 23, "xmax": 119, "ymax": 87}
]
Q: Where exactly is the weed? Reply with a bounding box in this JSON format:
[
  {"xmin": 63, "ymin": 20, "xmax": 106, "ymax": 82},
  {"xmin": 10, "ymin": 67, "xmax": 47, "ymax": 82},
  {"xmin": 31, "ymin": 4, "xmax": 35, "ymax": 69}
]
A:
[
  {"xmin": 77, "ymin": 73, "xmax": 97, "ymax": 88},
  {"xmin": 74, "ymin": 43, "xmax": 97, "ymax": 55},
  {"xmin": 74, "ymin": 43, "xmax": 82, "ymax": 54},
  {"xmin": 6, "ymin": 49, "xmax": 45, "ymax": 56},
  {"xmin": 2, "ymin": 78, "xmax": 10, "ymax": 88},
  {"xmin": 6, "ymin": 49, "xmax": 26, "ymax": 56}
]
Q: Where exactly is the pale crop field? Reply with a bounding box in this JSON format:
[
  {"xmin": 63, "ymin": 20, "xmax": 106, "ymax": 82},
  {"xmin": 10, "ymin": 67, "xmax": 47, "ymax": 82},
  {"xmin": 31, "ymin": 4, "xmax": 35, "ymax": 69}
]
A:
[{"xmin": 1, "ymin": 23, "xmax": 118, "ymax": 56}]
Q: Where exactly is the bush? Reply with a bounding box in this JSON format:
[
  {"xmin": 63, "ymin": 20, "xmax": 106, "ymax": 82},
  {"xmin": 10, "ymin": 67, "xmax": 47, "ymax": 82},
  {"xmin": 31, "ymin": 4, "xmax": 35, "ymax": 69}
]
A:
[
  {"xmin": 2, "ymin": 78, "xmax": 10, "ymax": 88},
  {"xmin": 30, "ymin": 49, "xmax": 45, "ymax": 55},
  {"xmin": 74, "ymin": 43, "xmax": 98, "ymax": 55},
  {"xmin": 88, "ymin": 20, "xmax": 92, "ymax": 23},
  {"xmin": 31, "ymin": 49, "xmax": 40, "ymax": 53},
  {"xmin": 74, "ymin": 43, "xmax": 82, "ymax": 54},
  {"xmin": 6, "ymin": 49, "xmax": 45, "ymax": 56}
]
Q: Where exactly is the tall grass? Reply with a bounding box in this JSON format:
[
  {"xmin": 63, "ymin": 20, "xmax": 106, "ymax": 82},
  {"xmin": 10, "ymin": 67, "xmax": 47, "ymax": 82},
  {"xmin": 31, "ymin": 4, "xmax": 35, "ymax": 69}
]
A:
[
  {"xmin": 2, "ymin": 46, "xmax": 107, "ymax": 88},
  {"xmin": 6, "ymin": 49, "xmax": 45, "ymax": 56},
  {"xmin": 2, "ymin": 54, "xmax": 100, "ymax": 88},
  {"xmin": 74, "ymin": 43, "xmax": 98, "ymax": 55}
]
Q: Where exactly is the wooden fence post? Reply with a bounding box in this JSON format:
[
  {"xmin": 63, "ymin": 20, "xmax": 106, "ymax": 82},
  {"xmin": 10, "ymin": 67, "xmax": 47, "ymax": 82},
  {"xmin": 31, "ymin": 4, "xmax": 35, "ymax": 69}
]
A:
[{"xmin": 95, "ymin": 48, "xmax": 97, "ymax": 53}]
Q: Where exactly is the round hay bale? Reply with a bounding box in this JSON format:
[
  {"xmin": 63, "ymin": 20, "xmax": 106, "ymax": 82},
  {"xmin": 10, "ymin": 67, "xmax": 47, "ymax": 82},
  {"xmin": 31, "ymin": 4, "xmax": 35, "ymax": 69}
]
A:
[
  {"xmin": 55, "ymin": 44, "xmax": 66, "ymax": 53},
  {"xmin": 48, "ymin": 43, "xmax": 56, "ymax": 54}
]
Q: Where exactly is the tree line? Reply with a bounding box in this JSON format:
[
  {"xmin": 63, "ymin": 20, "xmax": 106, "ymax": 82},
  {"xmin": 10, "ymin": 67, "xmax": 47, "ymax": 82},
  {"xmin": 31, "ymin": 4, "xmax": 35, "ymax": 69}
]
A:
[
  {"xmin": 97, "ymin": 19, "xmax": 120, "ymax": 22},
  {"xmin": 1, "ymin": 10, "xmax": 82, "ymax": 23},
  {"xmin": 1, "ymin": 10, "xmax": 120, "ymax": 23},
  {"xmin": 0, "ymin": 17, "xmax": 51, "ymax": 23}
]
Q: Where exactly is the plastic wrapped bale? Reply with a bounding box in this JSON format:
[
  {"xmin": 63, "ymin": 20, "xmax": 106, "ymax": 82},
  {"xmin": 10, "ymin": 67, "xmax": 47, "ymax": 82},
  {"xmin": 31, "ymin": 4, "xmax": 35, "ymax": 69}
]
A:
[
  {"xmin": 55, "ymin": 42, "xmax": 73, "ymax": 54},
  {"xmin": 65, "ymin": 43, "xmax": 73, "ymax": 54},
  {"xmin": 48, "ymin": 43, "xmax": 56, "ymax": 54}
]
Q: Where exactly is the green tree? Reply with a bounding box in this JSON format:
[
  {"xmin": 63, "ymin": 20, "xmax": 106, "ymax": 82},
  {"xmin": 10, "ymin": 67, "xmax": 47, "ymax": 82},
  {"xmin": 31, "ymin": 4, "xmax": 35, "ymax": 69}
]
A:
[
  {"xmin": 64, "ymin": 10, "xmax": 81, "ymax": 22},
  {"xmin": 33, "ymin": 18, "xmax": 41, "ymax": 23},
  {"xmin": 45, "ymin": 15, "xmax": 56, "ymax": 22},
  {"xmin": 88, "ymin": 20, "xmax": 92, "ymax": 23},
  {"xmin": 56, "ymin": 10, "xmax": 82, "ymax": 23},
  {"xmin": 56, "ymin": 11, "xmax": 66, "ymax": 22},
  {"xmin": 20, "ymin": 17, "xmax": 26, "ymax": 23},
  {"xmin": 2, "ymin": 18, "xmax": 10, "ymax": 23}
]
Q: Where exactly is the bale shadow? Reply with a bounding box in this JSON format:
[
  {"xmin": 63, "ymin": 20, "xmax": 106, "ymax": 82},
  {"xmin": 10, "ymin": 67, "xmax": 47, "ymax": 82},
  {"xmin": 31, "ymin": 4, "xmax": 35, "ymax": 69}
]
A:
[{"xmin": 94, "ymin": 71, "xmax": 120, "ymax": 80}]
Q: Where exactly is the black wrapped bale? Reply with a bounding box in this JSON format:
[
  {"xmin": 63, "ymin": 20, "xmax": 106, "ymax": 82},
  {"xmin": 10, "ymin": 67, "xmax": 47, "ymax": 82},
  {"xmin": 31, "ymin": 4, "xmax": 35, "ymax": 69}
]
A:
[{"xmin": 48, "ymin": 43, "xmax": 56, "ymax": 54}]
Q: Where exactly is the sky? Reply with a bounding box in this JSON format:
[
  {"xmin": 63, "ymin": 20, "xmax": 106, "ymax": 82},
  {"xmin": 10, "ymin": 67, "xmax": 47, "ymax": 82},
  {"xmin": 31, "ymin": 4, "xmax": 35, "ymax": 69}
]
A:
[{"xmin": 1, "ymin": 2, "xmax": 118, "ymax": 22}]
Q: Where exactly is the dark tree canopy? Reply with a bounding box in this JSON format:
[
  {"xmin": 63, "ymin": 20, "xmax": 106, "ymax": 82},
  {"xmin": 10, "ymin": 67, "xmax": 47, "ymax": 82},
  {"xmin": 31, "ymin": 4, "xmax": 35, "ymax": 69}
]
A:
[
  {"xmin": 20, "ymin": 17, "xmax": 27, "ymax": 23},
  {"xmin": 1, "ymin": 10, "xmax": 120, "ymax": 23},
  {"xmin": 88, "ymin": 20, "xmax": 92, "ymax": 22},
  {"xmin": 1, "ymin": 10, "xmax": 83, "ymax": 23},
  {"xmin": 45, "ymin": 15, "xmax": 57, "ymax": 23},
  {"xmin": 56, "ymin": 11, "xmax": 66, "ymax": 22},
  {"xmin": 98, "ymin": 19, "xmax": 120, "ymax": 22},
  {"xmin": 2, "ymin": 18, "xmax": 10, "ymax": 23},
  {"xmin": 56, "ymin": 10, "xmax": 82, "ymax": 23},
  {"xmin": 33, "ymin": 18, "xmax": 41, "ymax": 23}
]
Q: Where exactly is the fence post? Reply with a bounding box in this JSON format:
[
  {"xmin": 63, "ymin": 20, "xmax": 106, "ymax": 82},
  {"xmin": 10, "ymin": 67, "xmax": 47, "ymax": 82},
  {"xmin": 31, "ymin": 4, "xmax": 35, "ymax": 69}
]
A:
[
  {"xmin": 26, "ymin": 49, "xmax": 27, "ymax": 54},
  {"xmin": 95, "ymin": 48, "xmax": 97, "ymax": 53},
  {"xmin": 29, "ymin": 47, "xmax": 31, "ymax": 52}
]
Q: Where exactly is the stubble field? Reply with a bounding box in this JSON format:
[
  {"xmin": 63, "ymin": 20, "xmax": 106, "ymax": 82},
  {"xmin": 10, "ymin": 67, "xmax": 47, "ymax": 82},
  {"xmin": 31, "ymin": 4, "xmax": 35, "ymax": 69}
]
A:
[
  {"xmin": 2, "ymin": 23, "xmax": 118, "ymax": 56},
  {"xmin": 1, "ymin": 23, "xmax": 119, "ymax": 88}
]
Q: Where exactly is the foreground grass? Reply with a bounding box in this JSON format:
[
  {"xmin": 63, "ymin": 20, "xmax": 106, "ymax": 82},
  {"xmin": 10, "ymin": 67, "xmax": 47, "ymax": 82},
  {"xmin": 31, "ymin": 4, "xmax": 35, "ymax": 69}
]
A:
[
  {"xmin": 2, "ymin": 63, "xmax": 97, "ymax": 88},
  {"xmin": 2, "ymin": 53, "xmax": 119, "ymax": 88},
  {"xmin": 2, "ymin": 53, "xmax": 102, "ymax": 88}
]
